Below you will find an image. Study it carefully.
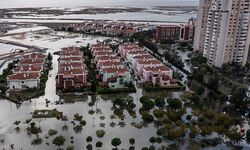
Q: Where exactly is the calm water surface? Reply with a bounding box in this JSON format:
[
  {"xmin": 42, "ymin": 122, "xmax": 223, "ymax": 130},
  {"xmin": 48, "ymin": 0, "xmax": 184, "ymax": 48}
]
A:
[{"xmin": 0, "ymin": 0, "xmax": 199, "ymax": 8}]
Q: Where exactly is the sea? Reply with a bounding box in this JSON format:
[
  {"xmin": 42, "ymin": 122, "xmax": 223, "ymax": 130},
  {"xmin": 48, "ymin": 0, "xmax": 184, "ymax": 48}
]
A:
[{"xmin": 0, "ymin": 0, "xmax": 199, "ymax": 8}]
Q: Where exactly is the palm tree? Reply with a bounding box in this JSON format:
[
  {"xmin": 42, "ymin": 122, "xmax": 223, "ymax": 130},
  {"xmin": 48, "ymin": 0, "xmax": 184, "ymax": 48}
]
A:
[
  {"xmin": 86, "ymin": 136, "xmax": 93, "ymax": 143},
  {"xmin": 52, "ymin": 135, "xmax": 66, "ymax": 150},
  {"xmin": 149, "ymin": 137, "xmax": 156, "ymax": 146},
  {"xmin": 129, "ymin": 138, "xmax": 135, "ymax": 145},
  {"xmin": 96, "ymin": 141, "xmax": 103, "ymax": 149},
  {"xmin": 111, "ymin": 138, "xmax": 121, "ymax": 149}
]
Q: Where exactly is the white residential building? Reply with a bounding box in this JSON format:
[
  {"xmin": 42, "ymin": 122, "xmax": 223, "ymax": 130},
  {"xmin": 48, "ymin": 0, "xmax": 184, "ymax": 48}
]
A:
[{"xmin": 194, "ymin": 0, "xmax": 250, "ymax": 67}]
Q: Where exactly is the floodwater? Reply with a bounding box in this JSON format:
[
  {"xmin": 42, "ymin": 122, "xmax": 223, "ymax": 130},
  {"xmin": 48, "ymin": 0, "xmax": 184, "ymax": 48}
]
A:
[
  {"xmin": 10, "ymin": 11, "xmax": 196, "ymax": 23},
  {"xmin": 0, "ymin": 27, "xmax": 249, "ymax": 150},
  {"xmin": 0, "ymin": 43, "xmax": 26, "ymax": 54},
  {"xmin": 0, "ymin": 0, "xmax": 198, "ymax": 24},
  {"xmin": 0, "ymin": 29, "xmax": 181, "ymax": 149},
  {"xmin": 0, "ymin": 0, "xmax": 199, "ymax": 8}
]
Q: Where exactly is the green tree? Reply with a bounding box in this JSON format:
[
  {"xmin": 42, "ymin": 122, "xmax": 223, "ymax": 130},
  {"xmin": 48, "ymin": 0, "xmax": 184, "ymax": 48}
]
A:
[
  {"xmin": 129, "ymin": 138, "xmax": 135, "ymax": 145},
  {"xmin": 86, "ymin": 136, "xmax": 93, "ymax": 143},
  {"xmin": 149, "ymin": 137, "xmax": 156, "ymax": 145},
  {"xmin": 111, "ymin": 138, "xmax": 121, "ymax": 148},
  {"xmin": 52, "ymin": 135, "xmax": 65, "ymax": 149},
  {"xmin": 230, "ymin": 86, "xmax": 247, "ymax": 108},
  {"xmin": 216, "ymin": 113, "xmax": 232, "ymax": 128},
  {"xmin": 153, "ymin": 109, "xmax": 165, "ymax": 119},
  {"xmin": 206, "ymin": 75, "xmax": 219, "ymax": 89},
  {"xmin": 86, "ymin": 144, "xmax": 93, "ymax": 150},
  {"xmin": 129, "ymin": 146, "xmax": 135, "ymax": 150},
  {"xmin": 96, "ymin": 141, "xmax": 103, "ymax": 149},
  {"xmin": 141, "ymin": 111, "xmax": 154, "ymax": 122},
  {"xmin": 48, "ymin": 52, "xmax": 53, "ymax": 61},
  {"xmin": 96, "ymin": 130, "xmax": 105, "ymax": 138},
  {"xmin": 139, "ymin": 96, "xmax": 150, "ymax": 104},
  {"xmin": 48, "ymin": 129, "xmax": 57, "ymax": 136},
  {"xmin": 200, "ymin": 126, "xmax": 212, "ymax": 139},
  {"xmin": 189, "ymin": 126, "xmax": 199, "ymax": 139},
  {"xmin": 168, "ymin": 127, "xmax": 186, "ymax": 140},
  {"xmin": 226, "ymin": 130, "xmax": 242, "ymax": 145},
  {"xmin": 73, "ymin": 113, "xmax": 83, "ymax": 121},
  {"xmin": 142, "ymin": 100, "xmax": 155, "ymax": 110},
  {"xmin": 156, "ymin": 137, "xmax": 162, "ymax": 143},
  {"xmin": 167, "ymin": 98, "xmax": 182, "ymax": 110},
  {"xmin": 154, "ymin": 96, "xmax": 165, "ymax": 108}
]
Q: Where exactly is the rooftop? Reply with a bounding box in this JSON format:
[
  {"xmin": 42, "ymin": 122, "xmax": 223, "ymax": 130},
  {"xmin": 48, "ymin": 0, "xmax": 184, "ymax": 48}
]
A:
[
  {"xmin": 101, "ymin": 67, "xmax": 129, "ymax": 74},
  {"xmin": 58, "ymin": 67, "xmax": 85, "ymax": 75},
  {"xmin": 23, "ymin": 53, "xmax": 47, "ymax": 59},
  {"xmin": 97, "ymin": 61, "xmax": 123, "ymax": 66},
  {"xmin": 132, "ymin": 55, "xmax": 155, "ymax": 60},
  {"xmin": 13, "ymin": 65, "xmax": 43, "ymax": 72},
  {"xmin": 59, "ymin": 62, "xmax": 85, "ymax": 68},
  {"xmin": 8, "ymin": 73, "xmax": 40, "ymax": 80},
  {"xmin": 137, "ymin": 59, "xmax": 162, "ymax": 65},
  {"xmin": 19, "ymin": 59, "xmax": 44, "ymax": 65},
  {"xmin": 127, "ymin": 51, "xmax": 149, "ymax": 55},
  {"xmin": 144, "ymin": 65, "xmax": 171, "ymax": 72},
  {"xmin": 61, "ymin": 47, "xmax": 81, "ymax": 51}
]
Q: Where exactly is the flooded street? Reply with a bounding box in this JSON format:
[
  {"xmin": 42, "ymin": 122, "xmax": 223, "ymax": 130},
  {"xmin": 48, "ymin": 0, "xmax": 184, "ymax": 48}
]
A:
[
  {"xmin": 0, "ymin": 29, "xmax": 182, "ymax": 149},
  {"xmin": 0, "ymin": 25, "xmax": 249, "ymax": 150}
]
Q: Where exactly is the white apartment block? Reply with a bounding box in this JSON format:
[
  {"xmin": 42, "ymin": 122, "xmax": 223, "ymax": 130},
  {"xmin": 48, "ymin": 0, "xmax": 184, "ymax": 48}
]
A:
[{"xmin": 194, "ymin": 0, "xmax": 250, "ymax": 67}]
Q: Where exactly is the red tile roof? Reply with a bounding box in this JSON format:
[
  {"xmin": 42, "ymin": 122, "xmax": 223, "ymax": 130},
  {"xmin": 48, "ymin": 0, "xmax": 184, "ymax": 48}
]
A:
[
  {"xmin": 94, "ymin": 51, "xmax": 116, "ymax": 55},
  {"xmin": 127, "ymin": 51, "xmax": 149, "ymax": 55},
  {"xmin": 60, "ymin": 51, "xmax": 82, "ymax": 56},
  {"xmin": 98, "ymin": 61, "xmax": 123, "ymax": 66},
  {"xmin": 61, "ymin": 47, "xmax": 81, "ymax": 51},
  {"xmin": 92, "ymin": 47, "xmax": 112, "ymax": 52},
  {"xmin": 144, "ymin": 65, "xmax": 171, "ymax": 72},
  {"xmin": 58, "ymin": 68, "xmax": 85, "ymax": 75},
  {"xmin": 137, "ymin": 59, "xmax": 162, "ymax": 65},
  {"xmin": 101, "ymin": 67, "xmax": 129, "ymax": 74},
  {"xmin": 96, "ymin": 56, "xmax": 121, "ymax": 61},
  {"xmin": 19, "ymin": 59, "xmax": 44, "ymax": 65},
  {"xmin": 60, "ymin": 57, "xmax": 83, "ymax": 62},
  {"xmin": 8, "ymin": 73, "xmax": 40, "ymax": 80},
  {"xmin": 59, "ymin": 62, "xmax": 85, "ymax": 68},
  {"xmin": 132, "ymin": 55, "xmax": 155, "ymax": 60},
  {"xmin": 13, "ymin": 65, "xmax": 43, "ymax": 72},
  {"xmin": 23, "ymin": 53, "xmax": 47, "ymax": 59}
]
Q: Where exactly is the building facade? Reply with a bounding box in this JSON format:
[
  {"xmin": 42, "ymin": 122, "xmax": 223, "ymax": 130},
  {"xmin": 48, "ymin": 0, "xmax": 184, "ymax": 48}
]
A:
[
  {"xmin": 155, "ymin": 18, "xmax": 196, "ymax": 42},
  {"xmin": 56, "ymin": 47, "xmax": 89, "ymax": 91},
  {"xmin": 91, "ymin": 44, "xmax": 131, "ymax": 89},
  {"xmin": 193, "ymin": 0, "xmax": 213, "ymax": 51},
  {"xmin": 194, "ymin": 0, "xmax": 250, "ymax": 67},
  {"xmin": 7, "ymin": 53, "xmax": 47, "ymax": 90},
  {"xmin": 119, "ymin": 43, "xmax": 175, "ymax": 87}
]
